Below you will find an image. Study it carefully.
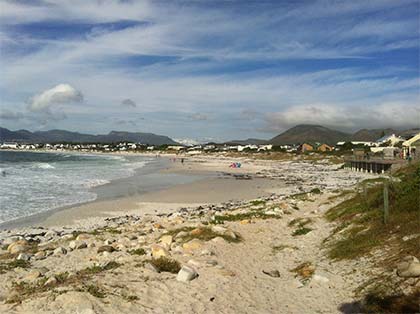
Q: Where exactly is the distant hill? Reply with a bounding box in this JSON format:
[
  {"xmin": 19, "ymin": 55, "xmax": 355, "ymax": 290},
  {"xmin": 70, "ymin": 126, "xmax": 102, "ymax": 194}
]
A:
[
  {"xmin": 0, "ymin": 127, "xmax": 179, "ymax": 145},
  {"xmin": 351, "ymin": 128, "xmax": 397, "ymax": 141},
  {"xmin": 225, "ymin": 138, "xmax": 267, "ymax": 145},
  {"xmin": 269, "ymin": 125, "xmax": 350, "ymax": 145}
]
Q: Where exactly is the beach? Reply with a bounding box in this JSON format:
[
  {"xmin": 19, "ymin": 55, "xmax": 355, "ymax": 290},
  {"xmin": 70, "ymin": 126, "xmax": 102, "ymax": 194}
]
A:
[{"xmin": 0, "ymin": 154, "xmax": 413, "ymax": 314}]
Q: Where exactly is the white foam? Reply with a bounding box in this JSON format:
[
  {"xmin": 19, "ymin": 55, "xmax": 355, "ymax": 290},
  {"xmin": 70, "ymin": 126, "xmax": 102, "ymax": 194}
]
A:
[{"xmin": 33, "ymin": 163, "xmax": 55, "ymax": 169}]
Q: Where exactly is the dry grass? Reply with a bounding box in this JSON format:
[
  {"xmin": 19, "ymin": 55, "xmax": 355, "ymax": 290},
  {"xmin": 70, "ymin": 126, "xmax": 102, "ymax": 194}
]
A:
[
  {"xmin": 148, "ymin": 257, "xmax": 181, "ymax": 274},
  {"xmin": 290, "ymin": 262, "xmax": 315, "ymax": 282}
]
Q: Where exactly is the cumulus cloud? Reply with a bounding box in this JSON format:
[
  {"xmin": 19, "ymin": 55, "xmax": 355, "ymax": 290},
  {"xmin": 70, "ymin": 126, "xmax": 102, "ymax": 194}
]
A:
[
  {"xmin": 0, "ymin": 109, "xmax": 24, "ymax": 120},
  {"xmin": 121, "ymin": 99, "xmax": 137, "ymax": 108},
  {"xmin": 28, "ymin": 84, "xmax": 83, "ymax": 112},
  {"xmin": 265, "ymin": 103, "xmax": 420, "ymax": 132}
]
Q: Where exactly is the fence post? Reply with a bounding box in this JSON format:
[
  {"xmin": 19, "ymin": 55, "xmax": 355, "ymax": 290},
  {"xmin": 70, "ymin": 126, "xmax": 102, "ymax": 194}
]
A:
[{"xmin": 383, "ymin": 181, "xmax": 389, "ymax": 224}]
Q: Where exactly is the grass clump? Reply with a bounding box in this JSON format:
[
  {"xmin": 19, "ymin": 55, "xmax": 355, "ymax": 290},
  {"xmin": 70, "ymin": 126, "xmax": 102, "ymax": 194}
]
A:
[
  {"xmin": 129, "ymin": 248, "xmax": 146, "ymax": 256},
  {"xmin": 310, "ymin": 188, "xmax": 321, "ymax": 194},
  {"xmin": 250, "ymin": 200, "xmax": 266, "ymax": 206},
  {"xmin": 148, "ymin": 257, "xmax": 181, "ymax": 274},
  {"xmin": 82, "ymin": 261, "xmax": 120, "ymax": 275},
  {"xmin": 212, "ymin": 211, "xmax": 279, "ymax": 225},
  {"xmin": 325, "ymin": 162, "xmax": 420, "ymax": 261},
  {"xmin": 272, "ymin": 244, "xmax": 298, "ymax": 254},
  {"xmin": 0, "ymin": 259, "xmax": 31, "ymax": 274},
  {"xmin": 85, "ymin": 284, "xmax": 106, "ymax": 298},
  {"xmin": 288, "ymin": 218, "xmax": 313, "ymax": 236},
  {"xmin": 292, "ymin": 227, "xmax": 313, "ymax": 236}
]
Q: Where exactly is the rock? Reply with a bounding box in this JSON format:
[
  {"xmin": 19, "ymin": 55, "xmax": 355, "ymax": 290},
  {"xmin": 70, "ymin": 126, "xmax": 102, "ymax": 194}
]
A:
[
  {"xmin": 151, "ymin": 244, "xmax": 170, "ymax": 258},
  {"xmin": 160, "ymin": 235, "xmax": 173, "ymax": 246},
  {"xmin": 313, "ymin": 274, "xmax": 330, "ymax": 283},
  {"xmin": 187, "ymin": 259, "xmax": 202, "ymax": 268},
  {"xmin": 176, "ymin": 265, "xmax": 198, "ymax": 282},
  {"xmin": 262, "ymin": 270, "xmax": 280, "ymax": 278},
  {"xmin": 175, "ymin": 231, "xmax": 189, "ymax": 239},
  {"xmin": 153, "ymin": 223, "xmax": 164, "ymax": 229},
  {"xmin": 205, "ymin": 260, "xmax": 218, "ymax": 267},
  {"xmin": 34, "ymin": 251, "xmax": 46, "ymax": 260},
  {"xmin": 402, "ymin": 234, "xmax": 420, "ymax": 242},
  {"xmin": 144, "ymin": 262, "xmax": 160, "ymax": 273},
  {"xmin": 69, "ymin": 240, "xmax": 87, "ymax": 250},
  {"xmin": 7, "ymin": 240, "xmax": 29, "ymax": 254},
  {"xmin": 200, "ymin": 249, "xmax": 214, "ymax": 256},
  {"xmin": 44, "ymin": 276, "xmax": 58, "ymax": 286},
  {"xmin": 16, "ymin": 253, "xmax": 31, "ymax": 261},
  {"xmin": 182, "ymin": 239, "xmax": 203, "ymax": 252},
  {"xmin": 23, "ymin": 270, "xmax": 41, "ymax": 282},
  {"xmin": 53, "ymin": 247, "xmax": 67, "ymax": 256},
  {"xmin": 88, "ymin": 242, "xmax": 96, "ymax": 248},
  {"xmin": 104, "ymin": 239, "xmax": 115, "ymax": 245},
  {"xmin": 211, "ymin": 226, "xmax": 227, "ymax": 234},
  {"xmin": 190, "ymin": 228, "xmax": 204, "ymax": 236},
  {"xmin": 97, "ymin": 245, "xmax": 116, "ymax": 253},
  {"xmin": 240, "ymin": 219, "xmax": 251, "ymax": 225},
  {"xmin": 397, "ymin": 256, "xmax": 420, "ymax": 277},
  {"xmin": 76, "ymin": 234, "xmax": 91, "ymax": 241}
]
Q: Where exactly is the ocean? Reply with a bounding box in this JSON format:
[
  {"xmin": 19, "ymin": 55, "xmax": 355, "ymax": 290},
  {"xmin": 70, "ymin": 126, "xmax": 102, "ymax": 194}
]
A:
[{"xmin": 0, "ymin": 151, "xmax": 152, "ymax": 224}]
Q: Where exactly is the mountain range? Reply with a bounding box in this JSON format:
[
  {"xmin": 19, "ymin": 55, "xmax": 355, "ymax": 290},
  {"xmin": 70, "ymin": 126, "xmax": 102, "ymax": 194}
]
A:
[{"xmin": 0, "ymin": 128, "xmax": 178, "ymax": 145}]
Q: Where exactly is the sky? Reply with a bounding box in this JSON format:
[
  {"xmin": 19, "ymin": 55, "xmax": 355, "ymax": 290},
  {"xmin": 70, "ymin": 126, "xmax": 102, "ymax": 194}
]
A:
[{"xmin": 0, "ymin": 0, "xmax": 419, "ymax": 142}]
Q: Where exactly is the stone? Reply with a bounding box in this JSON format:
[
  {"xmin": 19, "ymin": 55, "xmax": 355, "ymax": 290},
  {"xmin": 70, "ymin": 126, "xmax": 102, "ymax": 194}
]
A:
[
  {"xmin": 176, "ymin": 265, "xmax": 198, "ymax": 282},
  {"xmin": 104, "ymin": 239, "xmax": 115, "ymax": 245},
  {"xmin": 240, "ymin": 219, "xmax": 250, "ymax": 225},
  {"xmin": 205, "ymin": 260, "xmax": 218, "ymax": 267},
  {"xmin": 144, "ymin": 262, "xmax": 160, "ymax": 273},
  {"xmin": 313, "ymin": 274, "xmax": 330, "ymax": 283},
  {"xmin": 200, "ymin": 249, "xmax": 214, "ymax": 256},
  {"xmin": 23, "ymin": 270, "xmax": 41, "ymax": 282},
  {"xmin": 7, "ymin": 240, "xmax": 29, "ymax": 254},
  {"xmin": 76, "ymin": 234, "xmax": 91, "ymax": 241},
  {"xmin": 187, "ymin": 259, "xmax": 202, "ymax": 268},
  {"xmin": 69, "ymin": 240, "xmax": 87, "ymax": 250},
  {"xmin": 211, "ymin": 226, "xmax": 227, "ymax": 234},
  {"xmin": 262, "ymin": 270, "xmax": 280, "ymax": 278},
  {"xmin": 16, "ymin": 253, "xmax": 31, "ymax": 261},
  {"xmin": 44, "ymin": 276, "xmax": 58, "ymax": 286},
  {"xmin": 160, "ymin": 235, "xmax": 173, "ymax": 246},
  {"xmin": 151, "ymin": 244, "xmax": 170, "ymax": 258},
  {"xmin": 97, "ymin": 245, "xmax": 116, "ymax": 253},
  {"xmin": 397, "ymin": 256, "xmax": 420, "ymax": 277},
  {"xmin": 53, "ymin": 247, "xmax": 67, "ymax": 256},
  {"xmin": 88, "ymin": 242, "xmax": 96, "ymax": 248},
  {"xmin": 175, "ymin": 231, "xmax": 189, "ymax": 239},
  {"xmin": 34, "ymin": 251, "xmax": 46, "ymax": 260},
  {"xmin": 190, "ymin": 228, "xmax": 204, "ymax": 236},
  {"xmin": 182, "ymin": 239, "xmax": 203, "ymax": 252},
  {"xmin": 153, "ymin": 223, "xmax": 164, "ymax": 229}
]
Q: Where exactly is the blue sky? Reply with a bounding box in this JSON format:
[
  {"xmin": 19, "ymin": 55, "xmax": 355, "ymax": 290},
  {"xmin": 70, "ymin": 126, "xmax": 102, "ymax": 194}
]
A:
[{"xmin": 0, "ymin": 0, "xmax": 419, "ymax": 142}]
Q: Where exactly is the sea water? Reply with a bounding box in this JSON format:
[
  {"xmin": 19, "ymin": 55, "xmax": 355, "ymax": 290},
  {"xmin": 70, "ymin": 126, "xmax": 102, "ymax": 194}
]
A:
[{"xmin": 0, "ymin": 151, "xmax": 151, "ymax": 223}]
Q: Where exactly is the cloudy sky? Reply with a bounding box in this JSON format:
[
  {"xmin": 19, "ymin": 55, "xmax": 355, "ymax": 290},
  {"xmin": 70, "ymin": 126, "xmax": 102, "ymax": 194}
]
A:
[{"xmin": 0, "ymin": 0, "xmax": 419, "ymax": 142}]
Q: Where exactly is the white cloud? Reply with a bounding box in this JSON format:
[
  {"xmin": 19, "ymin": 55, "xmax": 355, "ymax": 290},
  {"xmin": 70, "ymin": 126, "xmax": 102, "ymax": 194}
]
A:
[
  {"xmin": 28, "ymin": 84, "xmax": 83, "ymax": 112},
  {"xmin": 265, "ymin": 102, "xmax": 420, "ymax": 132}
]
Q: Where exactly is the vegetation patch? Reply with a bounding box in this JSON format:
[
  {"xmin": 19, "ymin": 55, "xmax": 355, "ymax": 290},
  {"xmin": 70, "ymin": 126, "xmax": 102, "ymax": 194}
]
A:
[
  {"xmin": 292, "ymin": 227, "xmax": 313, "ymax": 236},
  {"xmin": 212, "ymin": 211, "xmax": 280, "ymax": 225},
  {"xmin": 288, "ymin": 218, "xmax": 313, "ymax": 236},
  {"xmin": 0, "ymin": 259, "xmax": 31, "ymax": 274},
  {"xmin": 148, "ymin": 257, "xmax": 181, "ymax": 274},
  {"xmin": 271, "ymin": 244, "xmax": 298, "ymax": 254},
  {"xmin": 249, "ymin": 200, "xmax": 266, "ymax": 206},
  {"xmin": 324, "ymin": 162, "xmax": 420, "ymax": 261},
  {"xmin": 175, "ymin": 226, "xmax": 241, "ymax": 243},
  {"xmin": 310, "ymin": 188, "xmax": 321, "ymax": 194},
  {"xmin": 128, "ymin": 248, "xmax": 146, "ymax": 256}
]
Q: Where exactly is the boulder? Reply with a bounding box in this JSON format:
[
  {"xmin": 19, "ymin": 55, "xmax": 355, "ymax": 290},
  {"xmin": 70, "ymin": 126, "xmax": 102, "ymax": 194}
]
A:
[
  {"xmin": 69, "ymin": 240, "xmax": 87, "ymax": 250},
  {"xmin": 182, "ymin": 239, "xmax": 203, "ymax": 252},
  {"xmin": 160, "ymin": 235, "xmax": 173, "ymax": 246},
  {"xmin": 7, "ymin": 240, "xmax": 29, "ymax": 254},
  {"xmin": 23, "ymin": 270, "xmax": 41, "ymax": 282},
  {"xmin": 397, "ymin": 256, "xmax": 420, "ymax": 277},
  {"xmin": 176, "ymin": 265, "xmax": 198, "ymax": 282},
  {"xmin": 151, "ymin": 244, "xmax": 170, "ymax": 259},
  {"xmin": 97, "ymin": 245, "xmax": 116, "ymax": 254},
  {"xmin": 53, "ymin": 247, "xmax": 67, "ymax": 256},
  {"xmin": 16, "ymin": 253, "xmax": 31, "ymax": 261}
]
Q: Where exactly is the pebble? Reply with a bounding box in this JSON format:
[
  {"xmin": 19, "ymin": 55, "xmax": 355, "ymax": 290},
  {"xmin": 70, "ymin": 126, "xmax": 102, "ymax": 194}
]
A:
[
  {"xmin": 262, "ymin": 270, "xmax": 280, "ymax": 278},
  {"xmin": 97, "ymin": 245, "xmax": 116, "ymax": 253}
]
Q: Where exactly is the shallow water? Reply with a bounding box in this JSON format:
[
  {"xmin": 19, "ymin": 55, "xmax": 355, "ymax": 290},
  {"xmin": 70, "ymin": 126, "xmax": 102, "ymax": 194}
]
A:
[{"xmin": 0, "ymin": 151, "xmax": 152, "ymax": 223}]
